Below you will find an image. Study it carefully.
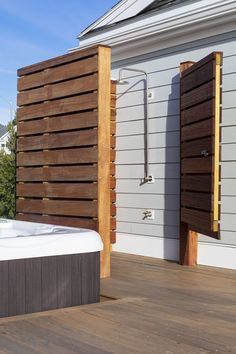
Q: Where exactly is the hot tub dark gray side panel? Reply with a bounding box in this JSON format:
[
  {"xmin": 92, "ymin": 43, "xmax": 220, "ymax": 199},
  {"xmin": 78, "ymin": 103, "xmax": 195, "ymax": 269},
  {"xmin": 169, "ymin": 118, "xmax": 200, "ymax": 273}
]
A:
[{"xmin": 0, "ymin": 252, "xmax": 100, "ymax": 318}]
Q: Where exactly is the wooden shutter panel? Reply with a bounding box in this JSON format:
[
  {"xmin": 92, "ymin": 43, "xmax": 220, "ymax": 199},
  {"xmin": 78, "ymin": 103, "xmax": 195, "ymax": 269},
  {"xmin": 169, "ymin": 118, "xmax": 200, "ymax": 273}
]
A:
[{"xmin": 180, "ymin": 52, "xmax": 222, "ymax": 237}]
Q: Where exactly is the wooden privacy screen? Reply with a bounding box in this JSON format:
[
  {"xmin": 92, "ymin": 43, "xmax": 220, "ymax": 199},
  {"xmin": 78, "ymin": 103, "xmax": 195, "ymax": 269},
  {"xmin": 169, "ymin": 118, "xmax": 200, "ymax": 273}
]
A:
[
  {"xmin": 180, "ymin": 52, "xmax": 222, "ymax": 264},
  {"xmin": 16, "ymin": 45, "xmax": 115, "ymax": 278}
]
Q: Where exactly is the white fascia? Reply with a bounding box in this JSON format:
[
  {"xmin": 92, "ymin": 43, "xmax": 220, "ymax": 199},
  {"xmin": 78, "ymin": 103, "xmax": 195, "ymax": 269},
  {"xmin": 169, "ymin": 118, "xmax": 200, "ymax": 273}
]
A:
[{"xmin": 74, "ymin": 0, "xmax": 236, "ymax": 61}]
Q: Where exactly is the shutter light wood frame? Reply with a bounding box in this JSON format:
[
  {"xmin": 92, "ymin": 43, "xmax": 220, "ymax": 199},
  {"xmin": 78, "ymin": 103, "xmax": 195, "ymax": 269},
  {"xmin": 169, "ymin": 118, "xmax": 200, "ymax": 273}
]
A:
[{"xmin": 179, "ymin": 52, "xmax": 223, "ymax": 265}]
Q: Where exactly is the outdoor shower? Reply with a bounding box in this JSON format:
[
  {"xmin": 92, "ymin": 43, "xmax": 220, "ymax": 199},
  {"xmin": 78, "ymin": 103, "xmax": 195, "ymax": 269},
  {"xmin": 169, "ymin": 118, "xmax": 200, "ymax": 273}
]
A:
[{"xmin": 115, "ymin": 67, "xmax": 154, "ymax": 184}]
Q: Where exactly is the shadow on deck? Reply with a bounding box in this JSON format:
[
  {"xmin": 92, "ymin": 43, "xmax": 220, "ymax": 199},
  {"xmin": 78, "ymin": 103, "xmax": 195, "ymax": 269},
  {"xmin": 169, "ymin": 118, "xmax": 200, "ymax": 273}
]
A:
[{"xmin": 0, "ymin": 252, "xmax": 235, "ymax": 353}]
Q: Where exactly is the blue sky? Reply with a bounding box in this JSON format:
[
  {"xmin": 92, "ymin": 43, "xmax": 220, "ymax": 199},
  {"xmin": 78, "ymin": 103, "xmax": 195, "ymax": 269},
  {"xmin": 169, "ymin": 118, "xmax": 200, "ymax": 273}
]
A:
[{"xmin": 0, "ymin": 0, "xmax": 118, "ymax": 125}]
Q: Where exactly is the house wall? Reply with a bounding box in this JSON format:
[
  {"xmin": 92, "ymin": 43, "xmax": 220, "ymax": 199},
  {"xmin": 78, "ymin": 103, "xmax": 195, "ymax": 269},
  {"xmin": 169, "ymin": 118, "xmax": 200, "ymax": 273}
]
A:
[
  {"xmin": 112, "ymin": 30, "xmax": 236, "ymax": 269},
  {"xmin": 0, "ymin": 133, "xmax": 10, "ymax": 154}
]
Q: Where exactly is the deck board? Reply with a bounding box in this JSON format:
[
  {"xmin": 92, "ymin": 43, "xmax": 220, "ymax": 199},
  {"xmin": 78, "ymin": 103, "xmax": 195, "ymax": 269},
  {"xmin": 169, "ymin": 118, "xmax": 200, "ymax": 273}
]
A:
[{"xmin": 0, "ymin": 252, "xmax": 235, "ymax": 353}]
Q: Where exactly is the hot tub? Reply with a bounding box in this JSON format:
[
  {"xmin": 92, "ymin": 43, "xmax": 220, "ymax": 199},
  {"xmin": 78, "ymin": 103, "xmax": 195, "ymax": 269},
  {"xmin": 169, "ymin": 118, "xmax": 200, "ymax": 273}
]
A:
[{"xmin": 0, "ymin": 219, "xmax": 103, "ymax": 318}]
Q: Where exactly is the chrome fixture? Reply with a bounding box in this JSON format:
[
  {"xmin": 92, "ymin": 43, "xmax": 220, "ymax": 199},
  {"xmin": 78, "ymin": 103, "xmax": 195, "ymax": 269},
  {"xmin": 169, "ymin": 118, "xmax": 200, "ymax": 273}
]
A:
[{"xmin": 115, "ymin": 67, "xmax": 153, "ymax": 183}]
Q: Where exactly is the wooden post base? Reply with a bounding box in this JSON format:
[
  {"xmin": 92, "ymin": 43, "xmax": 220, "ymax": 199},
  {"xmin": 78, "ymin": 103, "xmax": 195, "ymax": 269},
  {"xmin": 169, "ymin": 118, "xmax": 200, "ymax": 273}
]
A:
[{"xmin": 179, "ymin": 222, "xmax": 198, "ymax": 266}]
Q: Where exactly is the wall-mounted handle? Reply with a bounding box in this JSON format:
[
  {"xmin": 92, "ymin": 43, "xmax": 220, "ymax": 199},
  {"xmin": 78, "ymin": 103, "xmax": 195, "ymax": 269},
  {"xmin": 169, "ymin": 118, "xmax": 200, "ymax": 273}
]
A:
[{"xmin": 201, "ymin": 150, "xmax": 209, "ymax": 157}]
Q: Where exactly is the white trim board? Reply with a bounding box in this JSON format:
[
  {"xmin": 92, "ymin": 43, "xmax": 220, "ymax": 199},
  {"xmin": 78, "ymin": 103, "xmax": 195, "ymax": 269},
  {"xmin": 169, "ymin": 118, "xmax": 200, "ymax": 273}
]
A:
[{"xmin": 113, "ymin": 233, "xmax": 236, "ymax": 270}]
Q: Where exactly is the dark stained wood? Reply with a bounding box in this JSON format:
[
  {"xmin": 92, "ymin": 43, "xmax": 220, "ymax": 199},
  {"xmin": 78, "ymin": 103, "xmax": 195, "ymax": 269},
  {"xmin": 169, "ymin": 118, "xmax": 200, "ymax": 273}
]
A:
[
  {"xmin": 18, "ymin": 92, "xmax": 98, "ymax": 121},
  {"xmin": 8, "ymin": 260, "xmax": 26, "ymax": 316},
  {"xmin": 181, "ymin": 59, "xmax": 215, "ymax": 94},
  {"xmin": 42, "ymin": 256, "xmax": 57, "ymax": 311},
  {"xmin": 16, "ymin": 213, "xmax": 97, "ymax": 230},
  {"xmin": 18, "ymin": 73, "xmax": 98, "ymax": 105},
  {"xmin": 16, "ymin": 183, "xmax": 97, "ymax": 199},
  {"xmin": 16, "ymin": 199, "xmax": 97, "ymax": 217},
  {"xmin": 181, "ymin": 136, "xmax": 213, "ymax": 158},
  {"xmin": 181, "ymin": 118, "xmax": 213, "ymax": 142},
  {"xmin": 57, "ymin": 256, "xmax": 72, "ymax": 309},
  {"xmin": 18, "ymin": 56, "xmax": 98, "ymax": 91},
  {"xmin": 25, "ymin": 258, "xmax": 42, "ymax": 314},
  {"xmin": 181, "ymin": 51, "xmax": 223, "ymax": 78},
  {"xmin": 181, "ymin": 174, "xmax": 212, "ymax": 192},
  {"xmin": 180, "ymin": 52, "xmax": 222, "ymax": 239},
  {"xmin": 17, "ymin": 45, "xmax": 100, "ymax": 76},
  {"xmin": 181, "ymin": 207, "xmax": 212, "ymax": 230},
  {"xmin": 17, "ymin": 111, "xmax": 98, "ymax": 136},
  {"xmin": 181, "ymin": 99, "xmax": 214, "ymax": 126},
  {"xmin": 17, "ymin": 129, "xmax": 98, "ymax": 151},
  {"xmin": 182, "ymin": 156, "xmax": 212, "ymax": 174},
  {"xmin": 17, "ymin": 46, "xmax": 115, "ymax": 277},
  {"xmin": 181, "ymin": 80, "xmax": 214, "ymax": 110},
  {"xmin": 181, "ymin": 191, "xmax": 212, "ymax": 211},
  {"xmin": 0, "ymin": 262, "xmax": 8, "ymax": 318},
  {"xmin": 17, "ymin": 147, "xmax": 98, "ymax": 166},
  {"xmin": 17, "ymin": 165, "xmax": 98, "ymax": 182}
]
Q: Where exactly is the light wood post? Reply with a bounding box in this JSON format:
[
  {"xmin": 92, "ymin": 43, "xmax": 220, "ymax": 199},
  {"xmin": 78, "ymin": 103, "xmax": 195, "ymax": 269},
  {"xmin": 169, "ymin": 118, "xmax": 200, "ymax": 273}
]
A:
[{"xmin": 98, "ymin": 46, "xmax": 111, "ymax": 278}]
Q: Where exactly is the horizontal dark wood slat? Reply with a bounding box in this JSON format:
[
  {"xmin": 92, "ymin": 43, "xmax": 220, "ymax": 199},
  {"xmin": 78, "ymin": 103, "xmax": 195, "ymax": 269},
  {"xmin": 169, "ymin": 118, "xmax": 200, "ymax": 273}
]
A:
[
  {"xmin": 181, "ymin": 207, "xmax": 212, "ymax": 231},
  {"xmin": 16, "ymin": 183, "xmax": 97, "ymax": 199},
  {"xmin": 181, "ymin": 81, "xmax": 214, "ymax": 110},
  {"xmin": 18, "ymin": 93, "xmax": 98, "ymax": 121},
  {"xmin": 181, "ymin": 136, "xmax": 213, "ymax": 158},
  {"xmin": 110, "ymin": 231, "xmax": 116, "ymax": 244},
  {"xmin": 181, "ymin": 52, "xmax": 222, "ymax": 78},
  {"xmin": 17, "ymin": 199, "xmax": 97, "ymax": 217},
  {"xmin": 110, "ymin": 190, "xmax": 116, "ymax": 203},
  {"xmin": 182, "ymin": 156, "xmax": 212, "ymax": 174},
  {"xmin": 18, "ymin": 45, "xmax": 100, "ymax": 76},
  {"xmin": 17, "ymin": 147, "xmax": 98, "ymax": 166},
  {"xmin": 17, "ymin": 111, "xmax": 98, "ymax": 136},
  {"xmin": 17, "ymin": 165, "xmax": 98, "ymax": 182},
  {"xmin": 181, "ymin": 100, "xmax": 214, "ymax": 126},
  {"xmin": 181, "ymin": 191, "xmax": 212, "ymax": 211},
  {"xmin": 18, "ymin": 74, "xmax": 98, "ymax": 106},
  {"xmin": 181, "ymin": 118, "xmax": 213, "ymax": 142},
  {"xmin": 181, "ymin": 175, "xmax": 213, "ymax": 193},
  {"xmin": 18, "ymin": 56, "xmax": 98, "ymax": 91},
  {"xmin": 16, "ymin": 213, "xmax": 97, "ymax": 230},
  {"xmin": 17, "ymin": 129, "xmax": 97, "ymax": 151},
  {"xmin": 181, "ymin": 60, "xmax": 214, "ymax": 94}
]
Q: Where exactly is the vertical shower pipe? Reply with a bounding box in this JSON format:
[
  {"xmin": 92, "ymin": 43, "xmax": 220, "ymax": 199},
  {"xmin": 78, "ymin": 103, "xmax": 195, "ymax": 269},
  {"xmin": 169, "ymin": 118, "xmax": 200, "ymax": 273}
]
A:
[{"xmin": 117, "ymin": 68, "xmax": 151, "ymax": 182}]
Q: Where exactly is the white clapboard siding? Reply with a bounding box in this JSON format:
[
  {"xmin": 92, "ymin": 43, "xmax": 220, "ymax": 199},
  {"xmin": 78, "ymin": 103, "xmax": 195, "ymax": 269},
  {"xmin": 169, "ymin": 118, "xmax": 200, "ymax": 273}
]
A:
[
  {"xmin": 113, "ymin": 34, "xmax": 236, "ymax": 74},
  {"xmin": 116, "ymin": 116, "xmax": 179, "ymax": 136},
  {"xmin": 117, "ymin": 194, "xmax": 179, "ymax": 210},
  {"xmin": 117, "ymin": 84, "xmax": 179, "ymax": 107},
  {"xmin": 199, "ymin": 231, "xmax": 236, "ymax": 245},
  {"xmin": 115, "ymin": 69, "xmax": 180, "ymax": 93},
  {"xmin": 221, "ymin": 179, "xmax": 236, "ymax": 195},
  {"xmin": 221, "ymin": 214, "xmax": 236, "ymax": 232},
  {"xmin": 221, "ymin": 108, "xmax": 236, "ymax": 127},
  {"xmin": 221, "ymin": 144, "xmax": 236, "ymax": 161},
  {"xmin": 117, "ymin": 222, "xmax": 179, "ymax": 239},
  {"xmin": 222, "ymin": 73, "xmax": 236, "ymax": 91},
  {"xmin": 116, "ymin": 132, "xmax": 179, "ymax": 150},
  {"xmin": 222, "ymin": 91, "xmax": 236, "ymax": 109},
  {"xmin": 221, "ymin": 127, "xmax": 236, "ymax": 143},
  {"xmin": 116, "ymin": 163, "xmax": 180, "ymax": 179},
  {"xmin": 220, "ymin": 197, "xmax": 236, "ymax": 213},
  {"xmin": 221, "ymin": 162, "xmax": 236, "ymax": 178},
  {"xmin": 116, "ymin": 147, "xmax": 179, "ymax": 164},
  {"xmin": 117, "ymin": 208, "xmax": 179, "ymax": 226},
  {"xmin": 116, "ymin": 179, "xmax": 179, "ymax": 195},
  {"xmin": 112, "ymin": 33, "xmax": 236, "ymax": 253},
  {"xmin": 117, "ymin": 99, "xmax": 179, "ymax": 120}
]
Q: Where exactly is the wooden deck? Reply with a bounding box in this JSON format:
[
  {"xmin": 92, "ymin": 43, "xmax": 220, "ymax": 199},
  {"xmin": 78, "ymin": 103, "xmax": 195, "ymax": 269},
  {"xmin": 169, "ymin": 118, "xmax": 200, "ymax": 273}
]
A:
[{"xmin": 0, "ymin": 252, "xmax": 235, "ymax": 353}]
